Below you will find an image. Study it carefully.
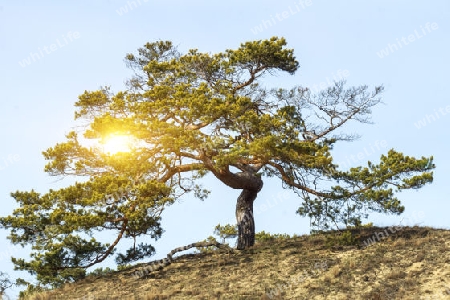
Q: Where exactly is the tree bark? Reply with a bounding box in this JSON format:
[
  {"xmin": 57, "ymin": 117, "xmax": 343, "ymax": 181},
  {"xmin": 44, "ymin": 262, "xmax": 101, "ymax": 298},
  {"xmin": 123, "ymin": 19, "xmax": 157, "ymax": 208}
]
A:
[
  {"xmin": 236, "ymin": 188, "xmax": 259, "ymax": 250},
  {"xmin": 202, "ymin": 156, "xmax": 264, "ymax": 250}
]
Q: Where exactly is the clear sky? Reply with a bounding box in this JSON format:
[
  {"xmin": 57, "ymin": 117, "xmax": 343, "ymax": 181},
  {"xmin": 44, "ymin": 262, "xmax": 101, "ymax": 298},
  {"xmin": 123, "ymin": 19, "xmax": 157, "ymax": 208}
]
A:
[{"xmin": 1, "ymin": 1, "xmax": 449, "ymax": 298}]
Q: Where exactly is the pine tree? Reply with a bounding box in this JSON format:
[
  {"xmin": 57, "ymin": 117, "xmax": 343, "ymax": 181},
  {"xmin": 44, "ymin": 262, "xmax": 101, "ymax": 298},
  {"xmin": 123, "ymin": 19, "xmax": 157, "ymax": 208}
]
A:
[{"xmin": 0, "ymin": 37, "xmax": 434, "ymax": 286}]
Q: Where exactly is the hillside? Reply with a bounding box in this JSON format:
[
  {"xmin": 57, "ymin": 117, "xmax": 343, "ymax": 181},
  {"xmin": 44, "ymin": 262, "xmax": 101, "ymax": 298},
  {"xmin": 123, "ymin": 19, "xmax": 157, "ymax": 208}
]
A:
[{"xmin": 22, "ymin": 226, "xmax": 450, "ymax": 300}]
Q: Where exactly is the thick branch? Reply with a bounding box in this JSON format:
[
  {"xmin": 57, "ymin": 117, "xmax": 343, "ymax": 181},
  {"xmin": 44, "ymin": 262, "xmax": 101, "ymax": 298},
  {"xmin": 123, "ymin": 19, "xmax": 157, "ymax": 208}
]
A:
[
  {"xmin": 73, "ymin": 220, "xmax": 128, "ymax": 270},
  {"xmin": 215, "ymin": 168, "xmax": 262, "ymax": 191},
  {"xmin": 232, "ymin": 66, "xmax": 267, "ymax": 92},
  {"xmin": 202, "ymin": 155, "xmax": 262, "ymax": 190},
  {"xmin": 185, "ymin": 122, "xmax": 209, "ymax": 130},
  {"xmin": 131, "ymin": 241, "xmax": 230, "ymax": 278},
  {"xmin": 268, "ymin": 162, "xmax": 331, "ymax": 198},
  {"xmin": 232, "ymin": 162, "xmax": 264, "ymax": 173},
  {"xmin": 159, "ymin": 163, "xmax": 205, "ymax": 182}
]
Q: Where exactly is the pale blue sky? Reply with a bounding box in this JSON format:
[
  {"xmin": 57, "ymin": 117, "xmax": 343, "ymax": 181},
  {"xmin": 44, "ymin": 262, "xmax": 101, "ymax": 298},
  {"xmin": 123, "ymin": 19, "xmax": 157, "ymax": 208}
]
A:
[{"xmin": 1, "ymin": 1, "xmax": 449, "ymax": 297}]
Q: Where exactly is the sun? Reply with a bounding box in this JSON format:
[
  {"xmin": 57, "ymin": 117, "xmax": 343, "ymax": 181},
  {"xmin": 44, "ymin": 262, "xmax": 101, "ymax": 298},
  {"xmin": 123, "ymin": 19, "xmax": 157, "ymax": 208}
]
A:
[{"xmin": 102, "ymin": 134, "xmax": 133, "ymax": 155}]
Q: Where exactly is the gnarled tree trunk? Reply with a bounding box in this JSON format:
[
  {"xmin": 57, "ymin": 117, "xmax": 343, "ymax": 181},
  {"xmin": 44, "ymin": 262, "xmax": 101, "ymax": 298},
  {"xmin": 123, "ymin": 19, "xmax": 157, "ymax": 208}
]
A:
[
  {"xmin": 236, "ymin": 189, "xmax": 259, "ymax": 250},
  {"xmin": 204, "ymin": 162, "xmax": 263, "ymax": 250}
]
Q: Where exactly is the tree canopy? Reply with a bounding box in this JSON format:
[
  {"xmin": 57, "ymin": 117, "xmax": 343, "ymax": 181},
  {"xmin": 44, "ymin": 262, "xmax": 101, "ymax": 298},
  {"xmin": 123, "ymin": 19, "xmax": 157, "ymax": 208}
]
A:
[{"xmin": 0, "ymin": 37, "xmax": 434, "ymax": 287}]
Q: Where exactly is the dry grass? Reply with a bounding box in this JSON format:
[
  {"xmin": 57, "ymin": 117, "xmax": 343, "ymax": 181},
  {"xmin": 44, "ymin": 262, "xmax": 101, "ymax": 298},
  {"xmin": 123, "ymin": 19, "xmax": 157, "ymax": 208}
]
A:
[{"xmin": 24, "ymin": 226, "xmax": 450, "ymax": 300}]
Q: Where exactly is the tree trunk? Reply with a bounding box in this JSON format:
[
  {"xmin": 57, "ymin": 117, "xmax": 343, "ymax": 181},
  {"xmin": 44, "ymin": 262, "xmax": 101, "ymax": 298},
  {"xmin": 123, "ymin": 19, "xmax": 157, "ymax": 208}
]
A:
[
  {"xmin": 236, "ymin": 189, "xmax": 259, "ymax": 250},
  {"xmin": 205, "ymin": 164, "xmax": 263, "ymax": 250}
]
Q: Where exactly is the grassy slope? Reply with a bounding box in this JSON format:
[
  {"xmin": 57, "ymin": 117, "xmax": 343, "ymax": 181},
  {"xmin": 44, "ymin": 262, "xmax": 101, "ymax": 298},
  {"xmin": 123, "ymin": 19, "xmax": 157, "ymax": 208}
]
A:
[{"xmin": 24, "ymin": 226, "xmax": 450, "ymax": 300}]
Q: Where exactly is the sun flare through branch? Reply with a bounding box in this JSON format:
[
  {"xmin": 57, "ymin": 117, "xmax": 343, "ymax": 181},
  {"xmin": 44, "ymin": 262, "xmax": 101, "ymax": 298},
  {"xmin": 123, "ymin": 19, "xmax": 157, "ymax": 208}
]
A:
[{"xmin": 101, "ymin": 134, "xmax": 134, "ymax": 155}]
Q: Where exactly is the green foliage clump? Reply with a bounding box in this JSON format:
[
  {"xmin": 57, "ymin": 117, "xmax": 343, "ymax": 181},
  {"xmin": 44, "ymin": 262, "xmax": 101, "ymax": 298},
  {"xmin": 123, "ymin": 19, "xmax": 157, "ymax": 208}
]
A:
[
  {"xmin": 324, "ymin": 230, "xmax": 358, "ymax": 248},
  {"xmin": 214, "ymin": 223, "xmax": 238, "ymax": 244},
  {"xmin": 87, "ymin": 267, "xmax": 115, "ymax": 277},
  {"xmin": 214, "ymin": 224, "xmax": 294, "ymax": 245},
  {"xmin": 117, "ymin": 264, "xmax": 134, "ymax": 271},
  {"xmin": 255, "ymin": 230, "xmax": 292, "ymax": 242},
  {"xmin": 195, "ymin": 236, "xmax": 220, "ymax": 254}
]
